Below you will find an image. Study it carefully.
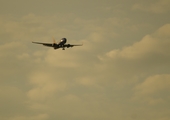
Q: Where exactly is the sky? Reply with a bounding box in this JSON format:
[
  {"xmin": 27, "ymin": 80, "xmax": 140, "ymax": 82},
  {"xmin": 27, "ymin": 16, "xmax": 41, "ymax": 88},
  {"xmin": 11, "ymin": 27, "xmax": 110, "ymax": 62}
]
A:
[{"xmin": 0, "ymin": 0, "xmax": 170, "ymax": 120}]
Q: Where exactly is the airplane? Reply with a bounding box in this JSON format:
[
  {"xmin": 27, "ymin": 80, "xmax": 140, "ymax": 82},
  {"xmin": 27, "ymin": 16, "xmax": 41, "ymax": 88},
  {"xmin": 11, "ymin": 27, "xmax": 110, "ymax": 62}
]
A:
[{"xmin": 32, "ymin": 38, "xmax": 83, "ymax": 50}]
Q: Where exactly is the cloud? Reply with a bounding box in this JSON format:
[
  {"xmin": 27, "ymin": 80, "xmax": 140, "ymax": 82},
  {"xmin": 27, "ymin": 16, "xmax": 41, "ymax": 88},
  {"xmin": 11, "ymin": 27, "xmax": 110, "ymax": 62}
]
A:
[
  {"xmin": 27, "ymin": 72, "xmax": 67, "ymax": 101},
  {"xmin": 0, "ymin": 42, "xmax": 25, "ymax": 55},
  {"xmin": 154, "ymin": 24, "xmax": 170, "ymax": 37},
  {"xmin": 97, "ymin": 24, "xmax": 170, "ymax": 90},
  {"xmin": 101, "ymin": 24, "xmax": 170, "ymax": 67},
  {"xmin": 132, "ymin": 0, "xmax": 170, "ymax": 13},
  {"xmin": 98, "ymin": 23, "xmax": 170, "ymax": 106},
  {"xmin": 106, "ymin": 35, "xmax": 157, "ymax": 60},
  {"xmin": 44, "ymin": 49, "xmax": 82, "ymax": 68},
  {"xmin": 0, "ymin": 85, "xmax": 28, "ymax": 118},
  {"xmin": 132, "ymin": 74, "xmax": 170, "ymax": 105},
  {"xmin": 106, "ymin": 24, "xmax": 170, "ymax": 60},
  {"xmin": 1, "ymin": 5, "xmax": 170, "ymax": 119},
  {"xmin": 0, "ymin": 41, "xmax": 32, "ymax": 81}
]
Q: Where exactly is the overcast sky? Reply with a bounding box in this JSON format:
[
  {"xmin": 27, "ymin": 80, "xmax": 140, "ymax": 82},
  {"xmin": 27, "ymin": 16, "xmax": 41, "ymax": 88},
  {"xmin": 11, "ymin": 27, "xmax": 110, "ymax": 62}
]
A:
[{"xmin": 0, "ymin": 0, "xmax": 170, "ymax": 120}]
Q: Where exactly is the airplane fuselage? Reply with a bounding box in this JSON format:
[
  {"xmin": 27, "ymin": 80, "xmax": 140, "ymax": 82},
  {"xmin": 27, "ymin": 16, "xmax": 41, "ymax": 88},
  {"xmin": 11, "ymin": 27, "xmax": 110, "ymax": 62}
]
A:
[
  {"xmin": 58, "ymin": 38, "xmax": 67, "ymax": 45},
  {"xmin": 53, "ymin": 38, "xmax": 67, "ymax": 49}
]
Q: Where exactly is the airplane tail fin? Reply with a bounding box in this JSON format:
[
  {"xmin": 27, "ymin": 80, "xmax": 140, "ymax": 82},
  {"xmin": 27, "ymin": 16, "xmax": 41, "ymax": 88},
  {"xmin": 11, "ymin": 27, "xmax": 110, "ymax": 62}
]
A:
[{"xmin": 53, "ymin": 37, "xmax": 56, "ymax": 44}]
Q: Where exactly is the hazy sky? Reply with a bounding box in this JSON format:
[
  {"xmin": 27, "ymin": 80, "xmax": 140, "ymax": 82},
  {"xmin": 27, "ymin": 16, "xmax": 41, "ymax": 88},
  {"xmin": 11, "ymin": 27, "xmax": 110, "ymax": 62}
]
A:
[{"xmin": 0, "ymin": 0, "xmax": 170, "ymax": 120}]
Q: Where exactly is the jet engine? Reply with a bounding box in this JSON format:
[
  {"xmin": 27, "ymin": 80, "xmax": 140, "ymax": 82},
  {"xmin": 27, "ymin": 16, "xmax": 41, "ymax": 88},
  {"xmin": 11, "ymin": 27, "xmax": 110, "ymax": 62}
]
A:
[{"xmin": 67, "ymin": 44, "xmax": 71, "ymax": 48}]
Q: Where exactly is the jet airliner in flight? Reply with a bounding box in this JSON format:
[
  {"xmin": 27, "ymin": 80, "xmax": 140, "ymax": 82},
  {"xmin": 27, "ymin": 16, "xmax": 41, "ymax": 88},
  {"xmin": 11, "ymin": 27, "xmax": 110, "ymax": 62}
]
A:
[{"xmin": 32, "ymin": 38, "xmax": 83, "ymax": 50}]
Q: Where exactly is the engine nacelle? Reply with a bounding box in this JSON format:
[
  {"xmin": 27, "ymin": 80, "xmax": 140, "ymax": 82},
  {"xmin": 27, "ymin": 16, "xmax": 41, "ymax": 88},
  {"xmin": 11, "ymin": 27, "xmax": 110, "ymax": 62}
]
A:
[
  {"xmin": 53, "ymin": 43, "xmax": 59, "ymax": 49},
  {"xmin": 67, "ymin": 44, "xmax": 71, "ymax": 48}
]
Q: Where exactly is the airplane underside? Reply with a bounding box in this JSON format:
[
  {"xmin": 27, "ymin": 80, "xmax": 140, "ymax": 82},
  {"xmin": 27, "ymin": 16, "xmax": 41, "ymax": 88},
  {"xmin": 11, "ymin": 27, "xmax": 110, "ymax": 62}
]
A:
[
  {"xmin": 53, "ymin": 44, "xmax": 73, "ymax": 50},
  {"xmin": 54, "ymin": 47, "xmax": 65, "ymax": 50},
  {"xmin": 53, "ymin": 45, "xmax": 65, "ymax": 50}
]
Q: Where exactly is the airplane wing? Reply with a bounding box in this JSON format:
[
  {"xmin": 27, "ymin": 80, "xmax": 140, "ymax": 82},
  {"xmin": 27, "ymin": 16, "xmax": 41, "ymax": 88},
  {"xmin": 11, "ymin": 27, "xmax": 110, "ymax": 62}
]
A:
[
  {"xmin": 32, "ymin": 42, "xmax": 53, "ymax": 47},
  {"xmin": 63, "ymin": 44, "xmax": 83, "ymax": 48}
]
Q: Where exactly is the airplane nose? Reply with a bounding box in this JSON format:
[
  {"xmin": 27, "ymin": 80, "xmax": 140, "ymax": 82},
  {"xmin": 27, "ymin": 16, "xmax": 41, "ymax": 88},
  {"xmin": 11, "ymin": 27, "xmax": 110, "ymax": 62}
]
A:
[{"xmin": 60, "ymin": 38, "xmax": 67, "ymax": 43}]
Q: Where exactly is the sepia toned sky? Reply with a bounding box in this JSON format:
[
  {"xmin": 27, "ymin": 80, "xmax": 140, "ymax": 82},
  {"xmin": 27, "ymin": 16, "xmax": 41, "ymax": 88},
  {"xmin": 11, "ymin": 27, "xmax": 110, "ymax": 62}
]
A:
[{"xmin": 0, "ymin": 0, "xmax": 170, "ymax": 120}]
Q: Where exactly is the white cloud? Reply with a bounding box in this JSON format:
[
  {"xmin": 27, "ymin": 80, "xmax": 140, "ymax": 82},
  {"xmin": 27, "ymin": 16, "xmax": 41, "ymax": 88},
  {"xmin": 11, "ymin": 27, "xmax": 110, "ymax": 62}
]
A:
[
  {"xmin": 106, "ymin": 34, "xmax": 170, "ymax": 60},
  {"xmin": 132, "ymin": 74, "xmax": 170, "ymax": 105},
  {"xmin": 27, "ymin": 72, "xmax": 67, "ymax": 101},
  {"xmin": 154, "ymin": 24, "xmax": 170, "ymax": 37},
  {"xmin": 102, "ymin": 24, "xmax": 170, "ymax": 64},
  {"xmin": 107, "ymin": 38, "xmax": 151, "ymax": 60},
  {"xmin": 96, "ymin": 24, "xmax": 170, "ymax": 89},
  {"xmin": 44, "ymin": 49, "xmax": 81, "ymax": 68}
]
